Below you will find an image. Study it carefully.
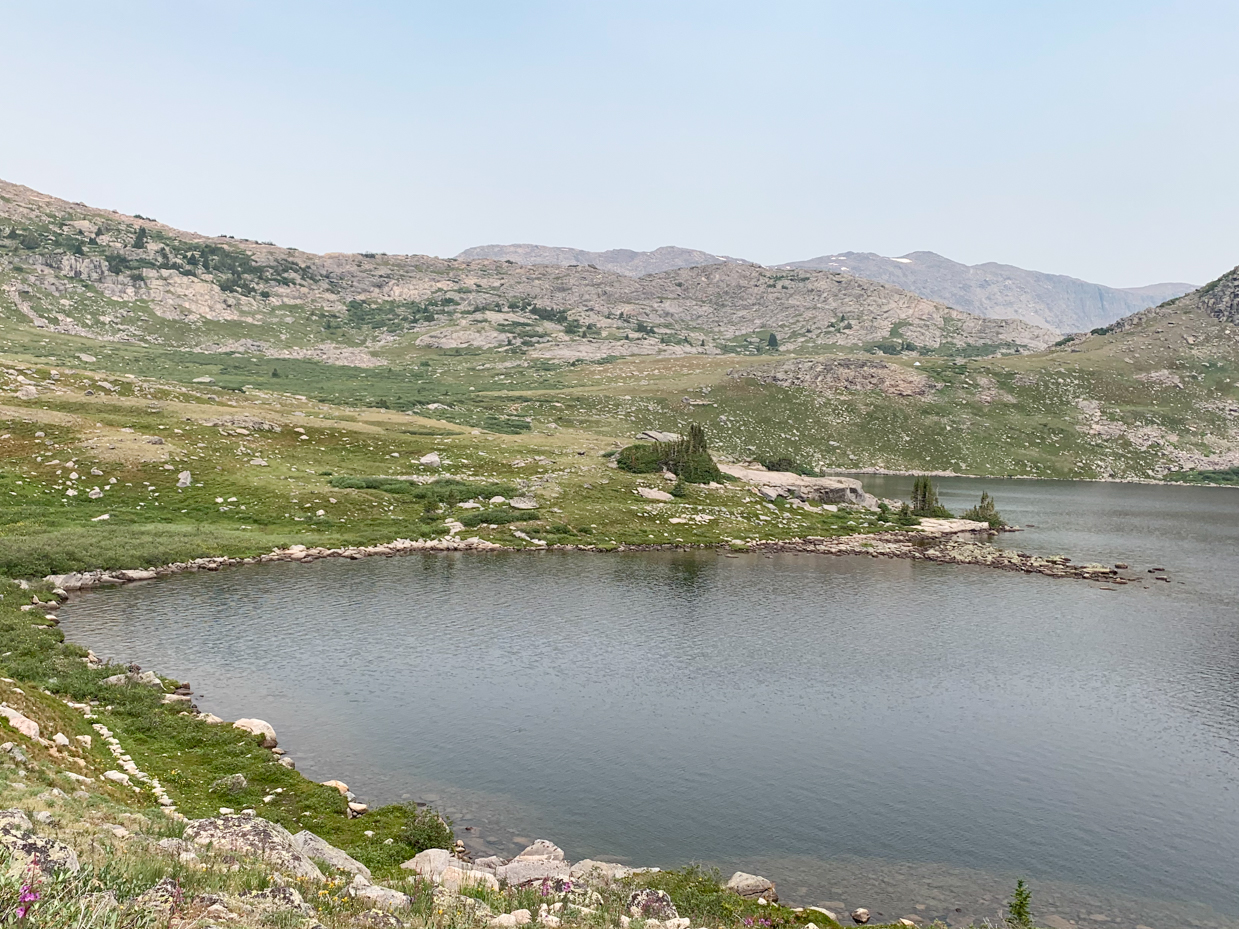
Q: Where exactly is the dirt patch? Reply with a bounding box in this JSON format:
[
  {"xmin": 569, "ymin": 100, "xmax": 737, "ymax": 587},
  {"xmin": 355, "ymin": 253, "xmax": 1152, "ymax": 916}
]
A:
[{"xmin": 729, "ymin": 358, "xmax": 939, "ymax": 397}]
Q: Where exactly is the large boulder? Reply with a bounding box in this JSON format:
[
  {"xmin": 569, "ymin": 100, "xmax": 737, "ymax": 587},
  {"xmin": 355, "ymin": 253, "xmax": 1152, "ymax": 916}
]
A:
[
  {"xmin": 496, "ymin": 857, "xmax": 571, "ymax": 887},
  {"xmin": 293, "ymin": 830, "xmax": 372, "ymax": 880},
  {"xmin": 182, "ymin": 815, "xmax": 322, "ymax": 881},
  {"xmin": 235, "ymin": 884, "xmax": 314, "ymax": 916},
  {"xmin": 0, "ymin": 808, "xmax": 80, "ymax": 876},
  {"xmin": 401, "ymin": 846, "xmax": 452, "ymax": 879},
  {"xmin": 726, "ymin": 871, "xmax": 778, "ymax": 902},
  {"xmin": 347, "ymin": 874, "xmax": 411, "ymax": 911},
  {"xmin": 569, "ymin": 859, "xmax": 636, "ymax": 883},
  {"xmin": 125, "ymin": 877, "xmax": 181, "ymax": 917},
  {"xmin": 0, "ymin": 706, "xmax": 40, "ymax": 740},
  {"xmin": 627, "ymin": 889, "xmax": 678, "ymax": 920},
  {"xmin": 515, "ymin": 839, "xmax": 565, "ymax": 861},
  {"xmin": 442, "ymin": 864, "xmax": 500, "ymax": 892},
  {"xmin": 233, "ymin": 718, "xmax": 277, "ymax": 748}
]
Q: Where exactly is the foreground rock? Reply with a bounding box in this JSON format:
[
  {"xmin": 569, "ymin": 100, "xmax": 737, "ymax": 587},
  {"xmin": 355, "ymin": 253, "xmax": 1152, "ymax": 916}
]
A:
[
  {"xmin": 627, "ymin": 889, "xmax": 679, "ymax": 920},
  {"xmin": 233, "ymin": 718, "xmax": 278, "ymax": 748},
  {"xmin": 726, "ymin": 871, "xmax": 778, "ymax": 902},
  {"xmin": 402, "ymin": 847, "xmax": 452, "ymax": 879},
  {"xmin": 293, "ymin": 829, "xmax": 372, "ymax": 880},
  {"xmin": 570, "ymin": 859, "xmax": 638, "ymax": 883},
  {"xmin": 346, "ymin": 874, "xmax": 412, "ymax": 911},
  {"xmin": 0, "ymin": 808, "xmax": 80, "ymax": 875},
  {"xmin": 182, "ymin": 815, "xmax": 323, "ymax": 880}
]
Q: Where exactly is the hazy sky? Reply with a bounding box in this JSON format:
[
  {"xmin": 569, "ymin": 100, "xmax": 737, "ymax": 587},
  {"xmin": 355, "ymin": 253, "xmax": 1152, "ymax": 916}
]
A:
[{"xmin": 3, "ymin": 1, "xmax": 1236, "ymax": 286}]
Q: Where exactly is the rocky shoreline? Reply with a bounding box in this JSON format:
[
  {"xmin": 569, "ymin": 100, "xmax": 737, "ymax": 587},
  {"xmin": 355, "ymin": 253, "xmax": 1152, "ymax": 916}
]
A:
[{"xmin": 41, "ymin": 525, "xmax": 1135, "ymax": 594}]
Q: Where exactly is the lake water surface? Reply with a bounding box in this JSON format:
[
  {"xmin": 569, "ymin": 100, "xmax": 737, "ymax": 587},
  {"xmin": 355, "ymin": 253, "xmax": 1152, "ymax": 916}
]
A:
[{"xmin": 59, "ymin": 477, "xmax": 1239, "ymax": 929}]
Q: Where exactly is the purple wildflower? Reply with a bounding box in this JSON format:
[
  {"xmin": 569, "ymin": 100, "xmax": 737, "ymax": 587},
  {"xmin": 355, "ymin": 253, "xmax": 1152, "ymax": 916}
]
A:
[{"xmin": 15, "ymin": 881, "xmax": 40, "ymax": 919}]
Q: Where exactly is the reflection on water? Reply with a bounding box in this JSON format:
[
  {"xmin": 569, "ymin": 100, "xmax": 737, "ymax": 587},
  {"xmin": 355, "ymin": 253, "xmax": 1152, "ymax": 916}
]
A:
[{"xmin": 59, "ymin": 478, "xmax": 1239, "ymax": 929}]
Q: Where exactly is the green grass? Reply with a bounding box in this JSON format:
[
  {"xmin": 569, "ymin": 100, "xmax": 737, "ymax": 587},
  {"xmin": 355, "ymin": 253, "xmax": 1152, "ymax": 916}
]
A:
[{"xmin": 1163, "ymin": 465, "xmax": 1239, "ymax": 485}]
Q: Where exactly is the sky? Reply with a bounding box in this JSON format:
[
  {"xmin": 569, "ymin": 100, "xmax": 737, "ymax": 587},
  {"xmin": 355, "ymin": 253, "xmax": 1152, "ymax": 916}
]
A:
[{"xmin": 2, "ymin": 1, "xmax": 1237, "ymax": 287}]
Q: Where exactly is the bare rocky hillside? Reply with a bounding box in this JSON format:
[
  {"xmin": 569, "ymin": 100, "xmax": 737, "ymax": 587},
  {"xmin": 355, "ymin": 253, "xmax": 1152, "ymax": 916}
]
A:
[{"xmin": 0, "ymin": 179, "xmax": 1058, "ymax": 363}]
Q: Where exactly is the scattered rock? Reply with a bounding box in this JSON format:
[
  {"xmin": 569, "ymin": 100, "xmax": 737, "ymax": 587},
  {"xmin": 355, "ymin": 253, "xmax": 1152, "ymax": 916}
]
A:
[
  {"xmin": 637, "ymin": 487, "xmax": 674, "ymax": 502},
  {"xmin": 627, "ymin": 889, "xmax": 679, "ymax": 920},
  {"xmin": 233, "ymin": 718, "xmax": 277, "ymax": 748},
  {"xmin": 442, "ymin": 864, "xmax": 500, "ymax": 892},
  {"xmin": 125, "ymin": 877, "xmax": 182, "ymax": 916},
  {"xmin": 0, "ymin": 808, "xmax": 81, "ymax": 875},
  {"xmin": 353, "ymin": 909, "xmax": 405, "ymax": 928},
  {"xmin": 726, "ymin": 871, "xmax": 778, "ymax": 902},
  {"xmin": 293, "ymin": 830, "xmax": 372, "ymax": 880},
  {"xmin": 322, "ymin": 779, "xmax": 350, "ymax": 795},
  {"xmin": 346, "ymin": 874, "xmax": 412, "ymax": 911},
  {"xmin": 401, "ymin": 847, "xmax": 452, "ymax": 880},
  {"xmin": 509, "ymin": 496, "xmax": 540, "ymax": 510},
  {"xmin": 419, "ymin": 452, "xmax": 441, "ymax": 467},
  {"xmin": 209, "ymin": 773, "xmax": 248, "ymax": 794},
  {"xmin": 236, "ymin": 884, "xmax": 315, "ymax": 916},
  {"xmin": 851, "ymin": 908, "xmax": 871, "ymax": 924},
  {"xmin": 570, "ymin": 859, "xmax": 636, "ymax": 883},
  {"xmin": 497, "ymin": 857, "xmax": 572, "ymax": 886},
  {"xmin": 0, "ymin": 705, "xmax": 39, "ymax": 740},
  {"xmin": 516, "ymin": 839, "xmax": 565, "ymax": 861},
  {"xmin": 182, "ymin": 815, "xmax": 323, "ymax": 881}
]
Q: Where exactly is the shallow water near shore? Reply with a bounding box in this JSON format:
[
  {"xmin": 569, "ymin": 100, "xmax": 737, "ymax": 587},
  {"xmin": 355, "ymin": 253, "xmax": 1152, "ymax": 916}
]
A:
[{"xmin": 60, "ymin": 477, "xmax": 1239, "ymax": 929}]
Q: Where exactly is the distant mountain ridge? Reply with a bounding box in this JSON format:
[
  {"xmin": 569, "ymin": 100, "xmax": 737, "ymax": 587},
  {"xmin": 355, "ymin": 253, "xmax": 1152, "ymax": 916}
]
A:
[
  {"xmin": 779, "ymin": 250, "xmax": 1195, "ymax": 333},
  {"xmin": 454, "ymin": 243, "xmax": 752, "ymax": 277},
  {"xmin": 465, "ymin": 243, "xmax": 1195, "ymax": 333}
]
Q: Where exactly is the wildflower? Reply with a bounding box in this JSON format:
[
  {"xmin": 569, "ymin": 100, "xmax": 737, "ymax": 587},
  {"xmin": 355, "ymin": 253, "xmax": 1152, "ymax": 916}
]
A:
[
  {"xmin": 743, "ymin": 919, "xmax": 754, "ymax": 927},
  {"xmin": 16, "ymin": 881, "xmax": 40, "ymax": 919}
]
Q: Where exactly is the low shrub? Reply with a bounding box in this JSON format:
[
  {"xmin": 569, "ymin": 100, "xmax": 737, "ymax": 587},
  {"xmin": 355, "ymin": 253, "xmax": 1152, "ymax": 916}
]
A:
[
  {"xmin": 963, "ymin": 491, "xmax": 1006, "ymax": 528},
  {"xmin": 616, "ymin": 425, "xmax": 723, "ymax": 484},
  {"xmin": 399, "ymin": 805, "xmax": 454, "ymax": 854},
  {"xmin": 760, "ymin": 457, "xmax": 819, "ymax": 476}
]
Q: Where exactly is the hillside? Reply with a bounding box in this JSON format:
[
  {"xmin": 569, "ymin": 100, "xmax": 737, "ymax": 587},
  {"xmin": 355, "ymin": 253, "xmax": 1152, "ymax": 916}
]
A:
[
  {"xmin": 0, "ymin": 179, "xmax": 1054, "ymax": 361},
  {"xmin": 780, "ymin": 250, "xmax": 1195, "ymax": 333},
  {"xmin": 2, "ymin": 177, "xmax": 1237, "ymax": 485},
  {"xmin": 455, "ymin": 243, "xmax": 753, "ymax": 276}
]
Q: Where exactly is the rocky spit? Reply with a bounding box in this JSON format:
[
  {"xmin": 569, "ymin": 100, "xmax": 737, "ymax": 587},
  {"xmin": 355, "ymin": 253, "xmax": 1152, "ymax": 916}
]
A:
[{"xmin": 41, "ymin": 524, "xmax": 1137, "ymax": 593}]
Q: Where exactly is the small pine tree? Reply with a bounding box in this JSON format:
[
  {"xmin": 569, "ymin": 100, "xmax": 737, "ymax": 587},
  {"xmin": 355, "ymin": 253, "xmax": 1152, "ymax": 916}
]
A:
[
  {"xmin": 271, "ymin": 368, "xmax": 281, "ymax": 378},
  {"xmin": 1006, "ymin": 879, "xmax": 1033, "ymax": 929},
  {"xmin": 767, "ymin": 332, "xmax": 778, "ymax": 349},
  {"xmin": 910, "ymin": 475, "xmax": 953, "ymax": 518},
  {"xmin": 132, "ymin": 226, "xmax": 147, "ymax": 249},
  {"xmin": 963, "ymin": 490, "xmax": 1005, "ymax": 528}
]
